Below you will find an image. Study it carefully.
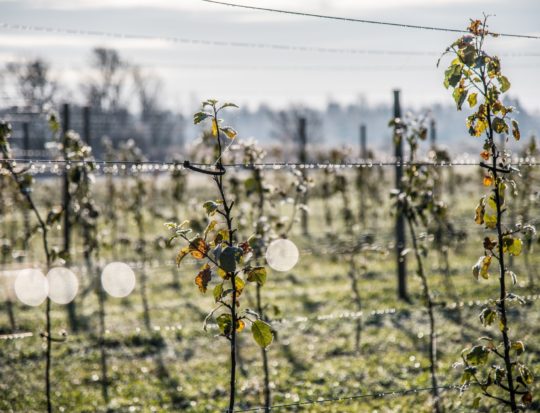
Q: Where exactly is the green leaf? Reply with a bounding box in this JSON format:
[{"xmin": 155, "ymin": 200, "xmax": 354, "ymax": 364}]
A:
[
  {"xmin": 499, "ymin": 75, "xmax": 511, "ymax": 93},
  {"xmin": 213, "ymin": 283, "xmax": 224, "ymax": 302},
  {"xmin": 220, "ymin": 246, "xmax": 243, "ymax": 273},
  {"xmin": 219, "ymin": 102, "xmax": 239, "ymax": 110},
  {"xmin": 492, "ymin": 117, "xmax": 508, "ymax": 134},
  {"xmin": 444, "ymin": 64, "xmax": 462, "ymax": 89},
  {"xmin": 487, "ymin": 193, "xmax": 497, "ymax": 210},
  {"xmin": 461, "ymin": 365, "xmax": 477, "ymax": 384},
  {"xmin": 461, "ymin": 44, "xmax": 476, "ymax": 66},
  {"xmin": 466, "ymin": 345, "xmax": 489, "ymax": 366},
  {"xmin": 452, "ymin": 86, "xmax": 468, "ymax": 110},
  {"xmin": 203, "ymin": 201, "xmax": 219, "ymax": 216},
  {"xmin": 203, "ymin": 99, "xmax": 218, "ymax": 107},
  {"xmin": 251, "ymin": 320, "xmax": 273, "ymax": 348},
  {"xmin": 484, "ymin": 213, "xmax": 497, "ymax": 229},
  {"xmin": 246, "ymin": 266, "xmax": 267, "ymax": 286},
  {"xmin": 216, "ymin": 313, "xmax": 232, "ymax": 336},
  {"xmin": 479, "ymin": 308, "xmax": 497, "ymax": 326},
  {"xmin": 244, "ymin": 177, "xmax": 258, "ymax": 194},
  {"xmin": 512, "ymin": 341, "xmax": 525, "ymax": 356},
  {"xmin": 472, "ymin": 396, "xmax": 481, "ymax": 409},
  {"xmin": 512, "ymin": 119, "xmax": 520, "ymax": 141},
  {"xmin": 519, "ymin": 364, "xmax": 534, "ymax": 385},
  {"xmin": 194, "ymin": 111, "xmax": 211, "ymax": 125}
]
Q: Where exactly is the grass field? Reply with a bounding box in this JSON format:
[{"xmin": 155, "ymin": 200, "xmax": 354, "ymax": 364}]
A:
[{"xmin": 1, "ymin": 167, "xmax": 539, "ymax": 412}]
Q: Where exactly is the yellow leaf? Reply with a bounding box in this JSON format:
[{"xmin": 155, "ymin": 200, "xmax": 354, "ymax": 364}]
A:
[
  {"xmin": 189, "ymin": 237, "xmax": 209, "ymax": 259},
  {"xmin": 467, "ymin": 93, "xmax": 478, "ymax": 108},
  {"xmin": 195, "ymin": 263, "xmax": 212, "ymax": 293},
  {"xmin": 211, "ymin": 118, "xmax": 218, "ymax": 137},
  {"xmin": 217, "ymin": 267, "xmax": 228, "ymax": 280},
  {"xmin": 204, "ymin": 220, "xmax": 218, "ymax": 239},
  {"xmin": 472, "ymin": 255, "xmax": 492, "ymax": 279},
  {"xmin": 509, "ymin": 238, "xmax": 523, "ymax": 256},
  {"xmin": 176, "ymin": 246, "xmax": 190, "ymax": 266},
  {"xmin": 480, "ymin": 256, "xmax": 492, "ymax": 279},
  {"xmin": 235, "ymin": 277, "xmax": 245, "ymax": 296},
  {"xmin": 474, "ymin": 197, "xmax": 485, "ymax": 225},
  {"xmin": 221, "ymin": 127, "xmax": 237, "ymax": 139},
  {"xmin": 503, "ymin": 237, "xmax": 523, "ymax": 256},
  {"xmin": 236, "ymin": 319, "xmax": 245, "ymax": 332},
  {"xmin": 472, "ymin": 117, "xmax": 488, "ymax": 137}
]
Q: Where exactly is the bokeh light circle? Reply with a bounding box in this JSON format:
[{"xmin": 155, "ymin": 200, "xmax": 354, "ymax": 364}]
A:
[
  {"xmin": 265, "ymin": 238, "xmax": 299, "ymax": 272},
  {"xmin": 101, "ymin": 262, "xmax": 136, "ymax": 298},
  {"xmin": 14, "ymin": 269, "xmax": 48, "ymax": 306},
  {"xmin": 47, "ymin": 267, "xmax": 79, "ymax": 304}
]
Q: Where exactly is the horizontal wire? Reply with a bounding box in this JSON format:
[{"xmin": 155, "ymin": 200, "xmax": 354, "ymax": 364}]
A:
[
  {"xmin": 2, "ymin": 21, "xmax": 540, "ymax": 57},
  {"xmin": 3, "ymin": 158, "xmax": 540, "ymax": 172},
  {"xmin": 202, "ymin": 0, "xmax": 540, "ymax": 40},
  {"xmin": 0, "ymin": 22, "xmax": 448, "ymax": 56},
  {"xmin": 2, "ymin": 293, "xmax": 538, "ymax": 342},
  {"xmin": 228, "ymin": 384, "xmax": 465, "ymax": 412}
]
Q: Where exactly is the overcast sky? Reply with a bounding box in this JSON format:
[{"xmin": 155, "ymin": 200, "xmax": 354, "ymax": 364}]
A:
[{"xmin": 0, "ymin": 0, "xmax": 539, "ymax": 113}]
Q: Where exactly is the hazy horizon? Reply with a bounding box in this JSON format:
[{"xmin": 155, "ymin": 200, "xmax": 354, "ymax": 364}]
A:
[{"xmin": 0, "ymin": 0, "xmax": 539, "ymax": 114}]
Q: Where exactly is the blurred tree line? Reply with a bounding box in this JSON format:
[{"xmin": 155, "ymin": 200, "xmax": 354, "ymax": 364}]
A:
[{"xmin": 0, "ymin": 47, "xmax": 184, "ymax": 159}]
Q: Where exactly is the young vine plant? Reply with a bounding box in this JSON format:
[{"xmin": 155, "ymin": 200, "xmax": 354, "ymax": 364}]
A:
[
  {"xmin": 440, "ymin": 17, "xmax": 535, "ymax": 411},
  {"xmin": 166, "ymin": 100, "xmax": 274, "ymax": 413},
  {"xmin": 390, "ymin": 114, "xmax": 444, "ymax": 413}
]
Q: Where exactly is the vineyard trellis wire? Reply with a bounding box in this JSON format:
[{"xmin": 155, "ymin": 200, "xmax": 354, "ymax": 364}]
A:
[
  {"xmin": 201, "ymin": 0, "xmax": 540, "ymax": 40},
  {"xmin": 2, "ymin": 291, "xmax": 538, "ymax": 342},
  {"xmin": 2, "ymin": 21, "xmax": 540, "ymax": 56},
  {"xmin": 2, "ymin": 158, "xmax": 540, "ymax": 176},
  {"xmin": 225, "ymin": 383, "xmax": 472, "ymax": 412}
]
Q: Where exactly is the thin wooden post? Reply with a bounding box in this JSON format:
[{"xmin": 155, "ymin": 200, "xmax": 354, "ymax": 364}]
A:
[
  {"xmin": 62, "ymin": 103, "xmax": 78, "ymax": 331},
  {"xmin": 360, "ymin": 124, "xmax": 367, "ymax": 159},
  {"xmin": 393, "ymin": 90, "xmax": 408, "ymax": 301},
  {"xmin": 298, "ymin": 117, "xmax": 309, "ymax": 236},
  {"xmin": 430, "ymin": 119, "xmax": 442, "ymax": 198},
  {"xmin": 359, "ymin": 124, "xmax": 367, "ymax": 226},
  {"xmin": 22, "ymin": 122, "xmax": 31, "ymax": 252},
  {"xmin": 22, "ymin": 122, "xmax": 30, "ymax": 159},
  {"xmin": 430, "ymin": 118, "xmax": 437, "ymax": 150},
  {"xmin": 83, "ymin": 106, "xmax": 91, "ymax": 146}
]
